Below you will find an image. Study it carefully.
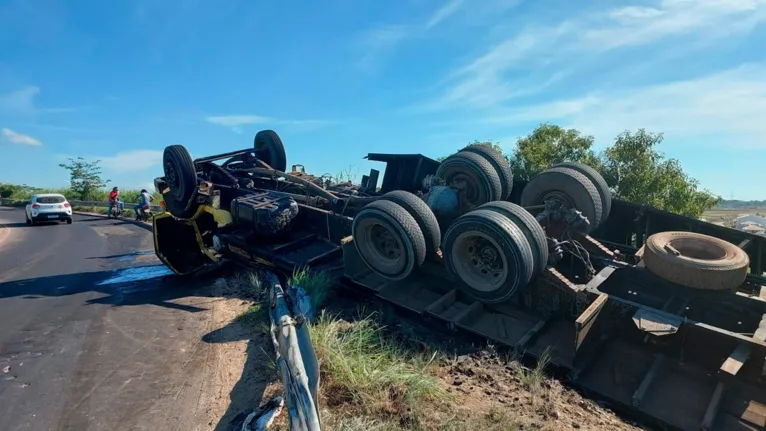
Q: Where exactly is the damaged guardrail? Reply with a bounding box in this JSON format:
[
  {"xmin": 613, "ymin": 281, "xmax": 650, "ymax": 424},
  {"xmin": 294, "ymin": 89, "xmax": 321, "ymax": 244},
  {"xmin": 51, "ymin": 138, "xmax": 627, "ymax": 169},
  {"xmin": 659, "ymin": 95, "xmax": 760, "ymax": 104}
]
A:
[{"xmin": 245, "ymin": 272, "xmax": 321, "ymax": 431}]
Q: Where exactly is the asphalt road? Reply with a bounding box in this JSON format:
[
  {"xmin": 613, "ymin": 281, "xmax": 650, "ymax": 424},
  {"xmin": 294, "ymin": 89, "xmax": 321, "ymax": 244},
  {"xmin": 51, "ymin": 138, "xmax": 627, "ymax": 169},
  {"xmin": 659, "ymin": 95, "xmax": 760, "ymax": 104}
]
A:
[{"xmin": 0, "ymin": 207, "xmax": 221, "ymax": 431}]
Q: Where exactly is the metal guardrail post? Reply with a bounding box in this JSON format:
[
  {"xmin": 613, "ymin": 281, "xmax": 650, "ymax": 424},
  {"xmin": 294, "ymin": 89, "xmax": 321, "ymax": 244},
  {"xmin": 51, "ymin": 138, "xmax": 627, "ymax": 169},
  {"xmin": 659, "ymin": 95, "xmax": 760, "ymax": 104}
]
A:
[{"xmin": 266, "ymin": 272, "xmax": 322, "ymax": 431}]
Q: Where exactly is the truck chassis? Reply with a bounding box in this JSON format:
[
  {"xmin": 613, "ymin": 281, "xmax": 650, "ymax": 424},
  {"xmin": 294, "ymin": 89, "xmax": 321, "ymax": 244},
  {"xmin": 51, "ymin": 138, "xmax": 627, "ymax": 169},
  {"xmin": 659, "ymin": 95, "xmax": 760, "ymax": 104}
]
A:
[{"xmin": 152, "ymin": 130, "xmax": 766, "ymax": 431}]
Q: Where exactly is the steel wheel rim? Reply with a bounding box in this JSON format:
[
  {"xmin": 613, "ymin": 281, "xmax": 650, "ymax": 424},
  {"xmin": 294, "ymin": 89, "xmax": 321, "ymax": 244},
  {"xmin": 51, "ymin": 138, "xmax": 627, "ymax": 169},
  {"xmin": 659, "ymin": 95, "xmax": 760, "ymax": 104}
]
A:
[
  {"xmin": 451, "ymin": 231, "xmax": 508, "ymax": 292},
  {"xmin": 163, "ymin": 160, "xmax": 184, "ymax": 200},
  {"xmin": 356, "ymin": 217, "xmax": 406, "ymax": 275}
]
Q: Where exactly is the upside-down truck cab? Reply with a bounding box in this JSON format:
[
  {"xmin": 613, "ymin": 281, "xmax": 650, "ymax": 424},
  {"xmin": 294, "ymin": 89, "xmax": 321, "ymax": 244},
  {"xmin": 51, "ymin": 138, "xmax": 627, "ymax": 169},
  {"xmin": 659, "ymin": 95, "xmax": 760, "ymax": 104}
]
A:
[{"xmin": 153, "ymin": 130, "xmax": 766, "ymax": 431}]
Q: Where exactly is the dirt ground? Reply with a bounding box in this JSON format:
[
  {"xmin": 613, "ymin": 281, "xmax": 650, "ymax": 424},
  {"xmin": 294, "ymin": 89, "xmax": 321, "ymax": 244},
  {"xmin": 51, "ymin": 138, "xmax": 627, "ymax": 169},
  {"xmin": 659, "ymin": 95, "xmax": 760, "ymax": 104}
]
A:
[
  {"xmin": 204, "ymin": 274, "xmax": 648, "ymax": 431},
  {"xmin": 199, "ymin": 274, "xmax": 284, "ymax": 431},
  {"xmin": 438, "ymin": 350, "xmax": 643, "ymax": 431}
]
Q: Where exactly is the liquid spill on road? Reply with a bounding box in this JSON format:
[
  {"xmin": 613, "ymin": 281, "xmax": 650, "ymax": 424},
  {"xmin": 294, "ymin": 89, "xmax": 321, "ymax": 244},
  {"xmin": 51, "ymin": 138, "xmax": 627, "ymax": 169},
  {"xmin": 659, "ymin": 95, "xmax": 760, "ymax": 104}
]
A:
[
  {"xmin": 97, "ymin": 265, "xmax": 173, "ymax": 286},
  {"xmin": 118, "ymin": 251, "xmax": 154, "ymax": 262}
]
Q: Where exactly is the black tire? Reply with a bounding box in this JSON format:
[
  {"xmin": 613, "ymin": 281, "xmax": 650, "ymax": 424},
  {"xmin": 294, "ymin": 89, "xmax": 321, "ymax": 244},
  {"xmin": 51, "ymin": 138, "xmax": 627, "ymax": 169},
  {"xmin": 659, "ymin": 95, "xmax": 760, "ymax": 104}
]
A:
[
  {"xmin": 443, "ymin": 209, "xmax": 534, "ymax": 303},
  {"xmin": 379, "ymin": 190, "xmax": 441, "ymax": 257},
  {"xmin": 352, "ymin": 199, "xmax": 426, "ymax": 281},
  {"xmin": 66, "ymin": 218, "xmax": 72, "ymax": 224},
  {"xmin": 520, "ymin": 167, "xmax": 603, "ymax": 233},
  {"xmin": 461, "ymin": 145, "xmax": 513, "ymax": 200},
  {"xmin": 643, "ymin": 231, "xmax": 749, "ymax": 291},
  {"xmin": 436, "ymin": 151, "xmax": 502, "ymax": 207},
  {"xmin": 25, "ymin": 215, "xmax": 31, "ymax": 225},
  {"xmin": 479, "ymin": 201, "xmax": 548, "ymax": 275},
  {"xmin": 552, "ymin": 162, "xmax": 612, "ymax": 225},
  {"xmin": 254, "ymin": 130, "xmax": 287, "ymax": 172},
  {"xmin": 162, "ymin": 144, "xmax": 198, "ymax": 219}
]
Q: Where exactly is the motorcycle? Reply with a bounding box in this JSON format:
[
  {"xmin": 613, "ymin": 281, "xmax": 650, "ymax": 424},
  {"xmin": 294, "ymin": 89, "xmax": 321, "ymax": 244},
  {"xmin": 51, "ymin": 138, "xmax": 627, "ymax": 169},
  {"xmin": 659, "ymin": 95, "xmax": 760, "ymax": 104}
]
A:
[
  {"xmin": 109, "ymin": 201, "xmax": 123, "ymax": 218},
  {"xmin": 136, "ymin": 204, "xmax": 153, "ymax": 222}
]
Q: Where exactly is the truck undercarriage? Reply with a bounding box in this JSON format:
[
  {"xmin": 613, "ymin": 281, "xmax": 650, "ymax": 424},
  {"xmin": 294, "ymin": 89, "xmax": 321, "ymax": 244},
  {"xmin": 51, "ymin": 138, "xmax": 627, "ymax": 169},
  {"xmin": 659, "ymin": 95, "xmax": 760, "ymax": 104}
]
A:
[{"xmin": 152, "ymin": 130, "xmax": 766, "ymax": 431}]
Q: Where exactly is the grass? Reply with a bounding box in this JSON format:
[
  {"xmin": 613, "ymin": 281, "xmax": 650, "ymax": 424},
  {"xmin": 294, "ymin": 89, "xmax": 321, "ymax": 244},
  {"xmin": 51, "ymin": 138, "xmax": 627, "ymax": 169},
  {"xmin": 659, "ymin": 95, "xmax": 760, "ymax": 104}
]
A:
[
  {"xmin": 510, "ymin": 347, "xmax": 552, "ymax": 393},
  {"xmin": 309, "ymin": 311, "xmax": 448, "ymax": 429},
  {"xmin": 235, "ymin": 303, "xmax": 267, "ymax": 326},
  {"xmin": 289, "ymin": 266, "xmax": 333, "ymax": 311},
  {"xmin": 231, "ymin": 270, "xmax": 625, "ymax": 431}
]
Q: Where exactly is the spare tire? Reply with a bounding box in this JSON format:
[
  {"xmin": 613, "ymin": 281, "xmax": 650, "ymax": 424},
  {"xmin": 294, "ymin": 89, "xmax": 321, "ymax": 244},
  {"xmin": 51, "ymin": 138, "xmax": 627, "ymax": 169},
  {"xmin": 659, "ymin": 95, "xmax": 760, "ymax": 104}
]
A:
[{"xmin": 643, "ymin": 231, "xmax": 749, "ymax": 291}]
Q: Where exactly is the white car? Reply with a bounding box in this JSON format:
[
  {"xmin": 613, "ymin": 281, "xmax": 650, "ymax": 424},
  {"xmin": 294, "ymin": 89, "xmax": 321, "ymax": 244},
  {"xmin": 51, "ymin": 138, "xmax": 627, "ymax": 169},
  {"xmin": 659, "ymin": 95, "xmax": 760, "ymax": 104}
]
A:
[{"xmin": 25, "ymin": 193, "xmax": 73, "ymax": 225}]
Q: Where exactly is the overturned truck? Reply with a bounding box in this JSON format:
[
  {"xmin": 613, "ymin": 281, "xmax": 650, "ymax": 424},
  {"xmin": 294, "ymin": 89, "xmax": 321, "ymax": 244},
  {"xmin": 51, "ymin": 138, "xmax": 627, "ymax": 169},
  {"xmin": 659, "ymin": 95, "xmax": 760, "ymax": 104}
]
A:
[{"xmin": 153, "ymin": 130, "xmax": 766, "ymax": 431}]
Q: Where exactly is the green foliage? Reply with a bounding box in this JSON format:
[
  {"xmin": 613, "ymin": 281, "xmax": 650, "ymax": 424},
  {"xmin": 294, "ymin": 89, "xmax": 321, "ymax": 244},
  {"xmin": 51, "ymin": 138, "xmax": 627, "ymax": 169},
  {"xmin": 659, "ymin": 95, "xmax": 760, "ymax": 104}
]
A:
[
  {"xmin": 0, "ymin": 184, "xmax": 161, "ymax": 207},
  {"xmin": 599, "ymin": 129, "xmax": 720, "ymax": 217},
  {"xmin": 58, "ymin": 157, "xmax": 111, "ymax": 201},
  {"xmin": 437, "ymin": 124, "xmax": 721, "ymax": 218},
  {"xmin": 509, "ymin": 124, "xmax": 601, "ymax": 180},
  {"xmin": 0, "ymin": 183, "xmax": 42, "ymax": 200}
]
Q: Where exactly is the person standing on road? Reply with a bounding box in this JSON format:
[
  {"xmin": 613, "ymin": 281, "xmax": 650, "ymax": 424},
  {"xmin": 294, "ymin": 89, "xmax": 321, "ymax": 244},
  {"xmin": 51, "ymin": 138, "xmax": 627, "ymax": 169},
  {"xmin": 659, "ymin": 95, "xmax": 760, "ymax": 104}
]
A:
[
  {"xmin": 134, "ymin": 189, "xmax": 154, "ymax": 220},
  {"xmin": 107, "ymin": 186, "xmax": 124, "ymax": 217}
]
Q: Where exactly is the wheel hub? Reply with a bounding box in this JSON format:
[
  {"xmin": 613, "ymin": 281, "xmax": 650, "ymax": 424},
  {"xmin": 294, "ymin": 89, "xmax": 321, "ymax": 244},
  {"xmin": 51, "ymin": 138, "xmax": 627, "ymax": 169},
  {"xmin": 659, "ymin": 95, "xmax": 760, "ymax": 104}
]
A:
[{"xmin": 372, "ymin": 225, "xmax": 400, "ymax": 259}]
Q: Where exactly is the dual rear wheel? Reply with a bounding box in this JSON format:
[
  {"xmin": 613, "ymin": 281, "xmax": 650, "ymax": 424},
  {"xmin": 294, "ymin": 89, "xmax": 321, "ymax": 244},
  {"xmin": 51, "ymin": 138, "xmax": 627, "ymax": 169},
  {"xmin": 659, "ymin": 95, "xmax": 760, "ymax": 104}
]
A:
[
  {"xmin": 356, "ymin": 160, "xmax": 613, "ymax": 304},
  {"xmin": 353, "ymin": 192, "xmax": 547, "ymax": 303}
]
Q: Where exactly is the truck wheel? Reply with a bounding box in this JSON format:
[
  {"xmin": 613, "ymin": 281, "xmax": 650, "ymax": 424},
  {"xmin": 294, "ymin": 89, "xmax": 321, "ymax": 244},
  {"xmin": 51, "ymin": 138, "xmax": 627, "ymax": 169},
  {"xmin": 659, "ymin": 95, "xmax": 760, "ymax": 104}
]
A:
[
  {"xmin": 162, "ymin": 144, "xmax": 198, "ymax": 219},
  {"xmin": 520, "ymin": 167, "xmax": 603, "ymax": 233},
  {"xmin": 254, "ymin": 130, "xmax": 287, "ymax": 172},
  {"xmin": 352, "ymin": 199, "xmax": 426, "ymax": 281},
  {"xmin": 479, "ymin": 201, "xmax": 548, "ymax": 275},
  {"xmin": 379, "ymin": 190, "xmax": 441, "ymax": 258},
  {"xmin": 461, "ymin": 145, "xmax": 513, "ymax": 200},
  {"xmin": 436, "ymin": 151, "xmax": 502, "ymax": 207},
  {"xmin": 552, "ymin": 162, "xmax": 612, "ymax": 225},
  {"xmin": 443, "ymin": 209, "xmax": 534, "ymax": 303},
  {"xmin": 643, "ymin": 231, "xmax": 749, "ymax": 291}
]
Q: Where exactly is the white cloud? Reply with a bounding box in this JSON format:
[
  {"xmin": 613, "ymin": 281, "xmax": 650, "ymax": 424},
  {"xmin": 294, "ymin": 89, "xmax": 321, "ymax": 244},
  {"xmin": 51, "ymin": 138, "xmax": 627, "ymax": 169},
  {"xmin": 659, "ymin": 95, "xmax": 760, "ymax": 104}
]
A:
[
  {"xmin": 356, "ymin": 0, "xmax": 519, "ymax": 69},
  {"xmin": 0, "ymin": 86, "xmax": 76, "ymax": 115},
  {"xmin": 95, "ymin": 150, "xmax": 164, "ymax": 174},
  {"xmin": 1, "ymin": 128, "xmax": 42, "ymax": 146},
  {"xmin": 205, "ymin": 115, "xmax": 336, "ymax": 133},
  {"xmin": 427, "ymin": 0, "xmax": 766, "ymax": 110},
  {"xmin": 0, "ymin": 87, "xmax": 39, "ymax": 115},
  {"xmin": 481, "ymin": 64, "xmax": 766, "ymax": 147},
  {"xmin": 425, "ymin": 0, "xmax": 465, "ymax": 30},
  {"xmin": 204, "ymin": 115, "xmax": 273, "ymax": 127}
]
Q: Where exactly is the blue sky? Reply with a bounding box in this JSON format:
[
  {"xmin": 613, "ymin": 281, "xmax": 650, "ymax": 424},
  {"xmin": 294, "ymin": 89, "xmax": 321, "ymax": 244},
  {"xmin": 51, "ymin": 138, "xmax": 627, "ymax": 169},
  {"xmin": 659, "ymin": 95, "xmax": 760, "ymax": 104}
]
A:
[{"xmin": 1, "ymin": 0, "xmax": 765, "ymax": 199}]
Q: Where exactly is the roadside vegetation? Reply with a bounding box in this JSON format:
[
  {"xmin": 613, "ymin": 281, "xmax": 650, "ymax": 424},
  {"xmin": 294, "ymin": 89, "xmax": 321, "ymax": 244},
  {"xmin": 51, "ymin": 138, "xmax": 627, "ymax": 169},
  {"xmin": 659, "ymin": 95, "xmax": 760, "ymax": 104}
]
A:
[
  {"xmin": 232, "ymin": 269, "xmax": 639, "ymax": 430},
  {"xmin": 439, "ymin": 124, "xmax": 721, "ymax": 218},
  {"xmin": 4, "ymin": 123, "xmax": 722, "ymax": 219},
  {"xmin": 1, "ymin": 156, "xmax": 161, "ymax": 217}
]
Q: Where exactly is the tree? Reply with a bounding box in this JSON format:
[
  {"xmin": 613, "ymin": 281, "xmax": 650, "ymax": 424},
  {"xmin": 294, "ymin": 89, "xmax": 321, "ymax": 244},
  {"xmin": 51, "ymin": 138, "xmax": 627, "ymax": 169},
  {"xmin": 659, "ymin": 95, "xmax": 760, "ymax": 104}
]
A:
[
  {"xmin": 59, "ymin": 157, "xmax": 110, "ymax": 200},
  {"xmin": 509, "ymin": 124, "xmax": 602, "ymax": 180},
  {"xmin": 599, "ymin": 129, "xmax": 720, "ymax": 217},
  {"xmin": 0, "ymin": 183, "xmax": 41, "ymax": 200},
  {"xmin": 436, "ymin": 140, "xmax": 505, "ymax": 162},
  {"xmin": 437, "ymin": 124, "xmax": 721, "ymax": 218}
]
